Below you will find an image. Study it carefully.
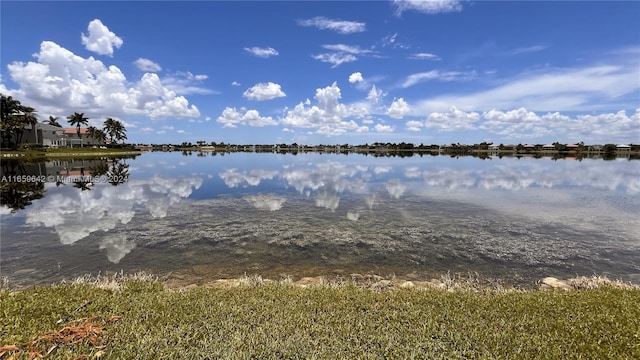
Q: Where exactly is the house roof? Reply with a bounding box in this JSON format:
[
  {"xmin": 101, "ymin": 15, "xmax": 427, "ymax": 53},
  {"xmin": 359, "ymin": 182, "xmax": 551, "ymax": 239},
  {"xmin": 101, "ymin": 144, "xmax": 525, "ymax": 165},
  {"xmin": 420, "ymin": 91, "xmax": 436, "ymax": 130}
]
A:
[
  {"xmin": 63, "ymin": 128, "xmax": 88, "ymax": 134},
  {"xmin": 35, "ymin": 123, "xmax": 64, "ymax": 132}
]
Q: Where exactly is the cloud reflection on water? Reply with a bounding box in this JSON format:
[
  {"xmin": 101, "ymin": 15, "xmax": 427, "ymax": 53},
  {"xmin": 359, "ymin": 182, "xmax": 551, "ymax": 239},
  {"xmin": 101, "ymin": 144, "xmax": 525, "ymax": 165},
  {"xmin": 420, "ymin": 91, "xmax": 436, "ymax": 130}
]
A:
[{"xmin": 23, "ymin": 176, "xmax": 202, "ymax": 262}]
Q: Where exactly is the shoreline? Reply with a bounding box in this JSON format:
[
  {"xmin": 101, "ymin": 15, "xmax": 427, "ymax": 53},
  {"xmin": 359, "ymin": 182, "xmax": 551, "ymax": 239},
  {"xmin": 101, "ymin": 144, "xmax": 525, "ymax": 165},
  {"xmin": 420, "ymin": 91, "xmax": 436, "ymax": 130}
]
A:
[
  {"xmin": 1, "ymin": 150, "xmax": 141, "ymax": 158},
  {"xmin": 4, "ymin": 272, "xmax": 637, "ymax": 292}
]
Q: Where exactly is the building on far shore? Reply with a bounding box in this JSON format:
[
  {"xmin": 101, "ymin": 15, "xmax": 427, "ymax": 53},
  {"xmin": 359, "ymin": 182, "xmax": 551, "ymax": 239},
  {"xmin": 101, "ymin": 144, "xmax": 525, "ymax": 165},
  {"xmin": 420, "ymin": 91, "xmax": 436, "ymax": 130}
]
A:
[
  {"xmin": 21, "ymin": 123, "xmax": 104, "ymax": 147},
  {"xmin": 616, "ymin": 144, "xmax": 631, "ymax": 152}
]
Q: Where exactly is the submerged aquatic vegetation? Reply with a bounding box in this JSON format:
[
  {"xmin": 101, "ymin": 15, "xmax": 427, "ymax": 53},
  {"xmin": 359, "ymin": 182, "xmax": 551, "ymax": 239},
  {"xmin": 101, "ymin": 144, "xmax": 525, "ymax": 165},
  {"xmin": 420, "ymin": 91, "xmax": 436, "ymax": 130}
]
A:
[{"xmin": 1, "ymin": 275, "xmax": 639, "ymax": 359}]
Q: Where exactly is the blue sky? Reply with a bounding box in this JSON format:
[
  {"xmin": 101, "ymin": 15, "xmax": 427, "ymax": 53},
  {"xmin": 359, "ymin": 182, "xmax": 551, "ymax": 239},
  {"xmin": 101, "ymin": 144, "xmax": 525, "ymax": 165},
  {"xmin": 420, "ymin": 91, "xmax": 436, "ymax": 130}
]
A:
[{"xmin": 1, "ymin": 1, "xmax": 639, "ymax": 145}]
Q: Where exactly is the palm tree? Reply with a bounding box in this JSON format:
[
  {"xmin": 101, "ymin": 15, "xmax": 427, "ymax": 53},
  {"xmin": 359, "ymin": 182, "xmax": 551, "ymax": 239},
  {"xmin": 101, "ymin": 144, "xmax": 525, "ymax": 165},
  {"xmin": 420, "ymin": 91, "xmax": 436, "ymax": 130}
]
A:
[
  {"xmin": 17, "ymin": 106, "xmax": 38, "ymax": 145},
  {"xmin": 1, "ymin": 94, "xmax": 24, "ymax": 148},
  {"xmin": 86, "ymin": 126, "xmax": 106, "ymax": 145},
  {"xmin": 67, "ymin": 112, "xmax": 89, "ymax": 147},
  {"xmin": 103, "ymin": 118, "xmax": 127, "ymax": 146},
  {"xmin": 107, "ymin": 160, "xmax": 129, "ymax": 186},
  {"xmin": 46, "ymin": 116, "xmax": 62, "ymax": 127}
]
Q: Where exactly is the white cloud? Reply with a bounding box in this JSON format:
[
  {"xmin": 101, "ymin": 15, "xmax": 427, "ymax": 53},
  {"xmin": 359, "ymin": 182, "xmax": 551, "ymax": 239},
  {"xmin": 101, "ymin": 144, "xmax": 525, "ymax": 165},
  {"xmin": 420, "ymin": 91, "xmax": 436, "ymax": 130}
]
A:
[
  {"xmin": 366, "ymin": 85, "xmax": 385, "ymax": 104},
  {"xmin": 281, "ymin": 82, "xmax": 361, "ymax": 136},
  {"xmin": 409, "ymin": 52, "xmax": 441, "ymax": 60},
  {"xmin": 382, "ymin": 33, "xmax": 398, "ymax": 47},
  {"xmin": 415, "ymin": 62, "xmax": 640, "ymax": 113},
  {"xmin": 392, "ymin": 0, "xmax": 463, "ymax": 16},
  {"xmin": 243, "ymin": 82, "xmax": 286, "ymax": 101},
  {"xmin": 134, "ymin": 58, "xmax": 162, "ymax": 72},
  {"xmin": 217, "ymin": 107, "xmax": 278, "ymax": 128},
  {"xmin": 231, "ymin": 81, "xmax": 241, "ymax": 86},
  {"xmin": 313, "ymin": 44, "xmax": 373, "ymax": 67},
  {"xmin": 387, "ymin": 98, "xmax": 411, "ymax": 119},
  {"xmin": 176, "ymin": 129, "xmax": 185, "ymax": 134},
  {"xmin": 297, "ymin": 16, "xmax": 366, "ymax": 34},
  {"xmin": 322, "ymin": 44, "xmax": 372, "ymax": 55},
  {"xmin": 312, "ymin": 53, "xmax": 357, "ymax": 67},
  {"xmin": 405, "ymin": 120, "xmax": 424, "ymax": 131},
  {"xmin": 401, "ymin": 70, "xmax": 476, "ymax": 88},
  {"xmin": 140, "ymin": 127, "xmax": 154, "ymax": 133},
  {"xmin": 477, "ymin": 107, "xmax": 640, "ymax": 141},
  {"xmin": 244, "ymin": 46, "xmax": 279, "ymax": 58},
  {"xmin": 349, "ymin": 72, "xmax": 364, "ymax": 83},
  {"xmin": 375, "ymin": 124, "xmax": 395, "ymax": 132},
  {"xmin": 5, "ymin": 41, "xmax": 200, "ymax": 120},
  {"xmin": 81, "ymin": 19, "xmax": 123, "ymax": 57},
  {"xmin": 162, "ymin": 71, "xmax": 213, "ymax": 95},
  {"xmin": 426, "ymin": 106, "xmax": 480, "ymax": 131}
]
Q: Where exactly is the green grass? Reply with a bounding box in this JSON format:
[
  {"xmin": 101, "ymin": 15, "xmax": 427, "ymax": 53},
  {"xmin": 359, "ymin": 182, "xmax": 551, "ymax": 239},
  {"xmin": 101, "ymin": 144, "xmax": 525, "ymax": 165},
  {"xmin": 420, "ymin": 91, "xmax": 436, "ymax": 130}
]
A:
[{"xmin": 1, "ymin": 277, "xmax": 639, "ymax": 359}]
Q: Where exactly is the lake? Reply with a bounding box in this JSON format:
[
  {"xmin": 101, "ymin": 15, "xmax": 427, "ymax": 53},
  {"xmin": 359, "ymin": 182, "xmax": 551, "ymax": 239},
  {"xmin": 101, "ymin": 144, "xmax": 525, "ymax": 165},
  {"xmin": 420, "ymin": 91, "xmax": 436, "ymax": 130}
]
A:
[{"xmin": 1, "ymin": 151, "xmax": 639, "ymax": 288}]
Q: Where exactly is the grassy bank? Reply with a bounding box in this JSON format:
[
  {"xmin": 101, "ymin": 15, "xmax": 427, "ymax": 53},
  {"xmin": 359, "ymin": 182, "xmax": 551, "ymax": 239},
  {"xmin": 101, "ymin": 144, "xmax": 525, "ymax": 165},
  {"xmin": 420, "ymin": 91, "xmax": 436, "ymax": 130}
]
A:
[{"xmin": 1, "ymin": 275, "xmax": 639, "ymax": 359}]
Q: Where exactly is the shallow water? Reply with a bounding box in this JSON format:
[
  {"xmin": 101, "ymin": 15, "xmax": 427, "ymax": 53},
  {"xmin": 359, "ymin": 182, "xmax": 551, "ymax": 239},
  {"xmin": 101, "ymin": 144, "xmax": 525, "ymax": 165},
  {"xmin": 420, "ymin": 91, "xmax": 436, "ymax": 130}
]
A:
[{"xmin": 1, "ymin": 152, "xmax": 639, "ymax": 287}]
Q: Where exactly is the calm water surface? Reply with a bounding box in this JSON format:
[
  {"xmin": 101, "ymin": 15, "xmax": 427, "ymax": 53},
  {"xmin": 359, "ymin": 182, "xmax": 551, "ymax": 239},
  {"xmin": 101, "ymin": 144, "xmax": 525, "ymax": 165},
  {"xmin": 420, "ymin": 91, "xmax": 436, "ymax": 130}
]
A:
[{"xmin": 1, "ymin": 152, "xmax": 639, "ymax": 287}]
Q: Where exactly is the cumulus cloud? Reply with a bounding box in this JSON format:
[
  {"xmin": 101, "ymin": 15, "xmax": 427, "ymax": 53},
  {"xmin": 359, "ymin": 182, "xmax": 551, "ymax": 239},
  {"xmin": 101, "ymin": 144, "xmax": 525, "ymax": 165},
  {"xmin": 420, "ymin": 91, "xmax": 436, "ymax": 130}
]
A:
[
  {"xmin": 297, "ymin": 16, "xmax": 366, "ymax": 34},
  {"xmin": 134, "ymin": 58, "xmax": 162, "ymax": 72},
  {"xmin": 401, "ymin": 70, "xmax": 476, "ymax": 88},
  {"xmin": 392, "ymin": 0, "xmax": 463, "ymax": 16},
  {"xmin": 81, "ymin": 19, "xmax": 123, "ymax": 56},
  {"xmin": 349, "ymin": 72, "xmax": 364, "ymax": 84},
  {"xmin": 375, "ymin": 124, "xmax": 395, "ymax": 132},
  {"xmin": 476, "ymin": 107, "xmax": 640, "ymax": 141},
  {"xmin": 243, "ymin": 82, "xmax": 286, "ymax": 101},
  {"xmin": 387, "ymin": 98, "xmax": 411, "ymax": 119},
  {"xmin": 231, "ymin": 81, "xmax": 241, "ymax": 86},
  {"xmin": 405, "ymin": 120, "xmax": 424, "ymax": 131},
  {"xmin": 5, "ymin": 41, "xmax": 200, "ymax": 120},
  {"xmin": 244, "ymin": 46, "xmax": 279, "ymax": 58},
  {"xmin": 281, "ymin": 82, "xmax": 361, "ymax": 136},
  {"xmin": 217, "ymin": 107, "xmax": 278, "ymax": 128},
  {"xmin": 426, "ymin": 106, "xmax": 480, "ymax": 131}
]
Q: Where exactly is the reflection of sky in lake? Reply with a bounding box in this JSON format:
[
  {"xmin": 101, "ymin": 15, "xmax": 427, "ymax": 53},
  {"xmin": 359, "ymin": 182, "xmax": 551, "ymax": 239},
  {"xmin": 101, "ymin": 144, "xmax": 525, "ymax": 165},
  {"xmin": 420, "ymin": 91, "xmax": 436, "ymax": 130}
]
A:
[{"xmin": 1, "ymin": 152, "xmax": 639, "ymax": 286}]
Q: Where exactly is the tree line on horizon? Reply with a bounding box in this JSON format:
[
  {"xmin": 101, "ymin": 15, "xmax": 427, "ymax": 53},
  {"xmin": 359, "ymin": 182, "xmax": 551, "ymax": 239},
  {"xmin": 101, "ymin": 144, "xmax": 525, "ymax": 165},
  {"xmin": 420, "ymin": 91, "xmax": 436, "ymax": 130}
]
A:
[{"xmin": 1, "ymin": 94, "xmax": 126, "ymax": 149}]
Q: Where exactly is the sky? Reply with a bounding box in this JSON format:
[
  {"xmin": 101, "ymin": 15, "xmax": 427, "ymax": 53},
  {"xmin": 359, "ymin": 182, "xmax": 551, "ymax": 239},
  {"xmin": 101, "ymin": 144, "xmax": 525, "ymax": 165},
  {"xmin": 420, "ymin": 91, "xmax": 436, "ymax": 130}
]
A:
[{"xmin": 1, "ymin": 0, "xmax": 639, "ymax": 145}]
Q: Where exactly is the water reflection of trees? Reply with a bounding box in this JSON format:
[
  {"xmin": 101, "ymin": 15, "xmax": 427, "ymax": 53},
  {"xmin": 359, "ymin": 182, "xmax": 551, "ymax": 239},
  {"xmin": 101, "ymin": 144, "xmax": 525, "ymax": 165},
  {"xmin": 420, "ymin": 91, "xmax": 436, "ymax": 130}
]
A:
[
  {"xmin": 0, "ymin": 181, "xmax": 45, "ymax": 212},
  {"xmin": 0, "ymin": 157, "xmax": 133, "ymax": 212},
  {"xmin": 107, "ymin": 160, "xmax": 130, "ymax": 186}
]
